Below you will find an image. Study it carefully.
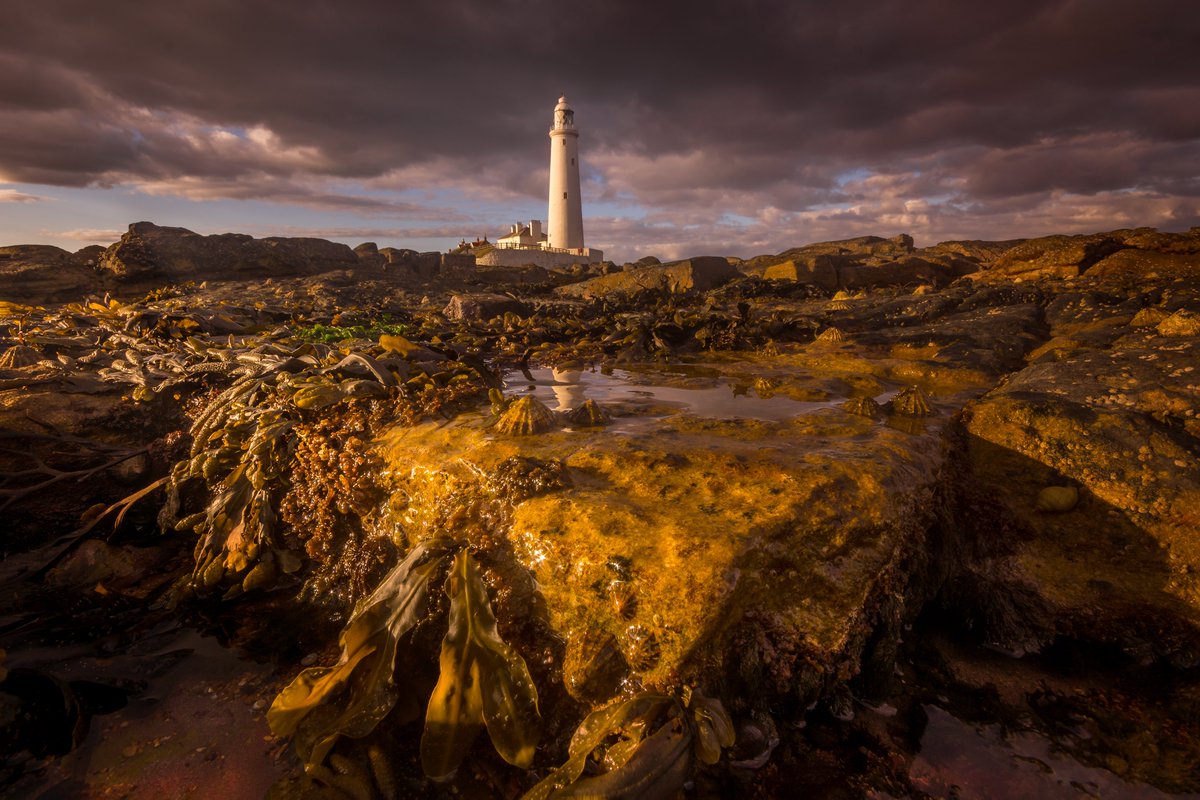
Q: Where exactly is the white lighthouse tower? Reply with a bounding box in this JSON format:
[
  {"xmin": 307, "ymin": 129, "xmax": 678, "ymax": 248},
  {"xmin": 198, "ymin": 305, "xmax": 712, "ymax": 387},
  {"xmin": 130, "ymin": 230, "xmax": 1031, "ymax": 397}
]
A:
[
  {"xmin": 488, "ymin": 96, "xmax": 601, "ymax": 266},
  {"xmin": 547, "ymin": 95, "xmax": 585, "ymax": 251}
]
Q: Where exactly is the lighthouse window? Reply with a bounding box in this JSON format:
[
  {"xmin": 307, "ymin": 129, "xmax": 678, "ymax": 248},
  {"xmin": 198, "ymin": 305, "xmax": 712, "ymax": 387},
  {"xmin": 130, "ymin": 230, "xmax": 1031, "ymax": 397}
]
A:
[
  {"xmin": 561, "ymin": 139, "xmax": 565, "ymax": 147},
  {"xmin": 563, "ymin": 192, "xmax": 568, "ymax": 199},
  {"xmin": 571, "ymin": 158, "xmax": 575, "ymax": 165}
]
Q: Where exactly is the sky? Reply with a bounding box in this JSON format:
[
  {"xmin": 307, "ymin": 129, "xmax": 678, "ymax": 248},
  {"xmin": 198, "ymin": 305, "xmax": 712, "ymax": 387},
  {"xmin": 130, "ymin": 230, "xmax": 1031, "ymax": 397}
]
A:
[{"xmin": 1, "ymin": 0, "xmax": 1198, "ymax": 263}]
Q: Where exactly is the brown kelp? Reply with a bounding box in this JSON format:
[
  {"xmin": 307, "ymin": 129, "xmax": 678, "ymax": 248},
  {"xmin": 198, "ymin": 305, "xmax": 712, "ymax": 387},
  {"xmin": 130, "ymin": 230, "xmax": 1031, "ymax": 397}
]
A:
[
  {"xmin": 522, "ymin": 689, "xmax": 734, "ymax": 800},
  {"xmin": 268, "ymin": 542, "xmax": 541, "ymax": 781}
]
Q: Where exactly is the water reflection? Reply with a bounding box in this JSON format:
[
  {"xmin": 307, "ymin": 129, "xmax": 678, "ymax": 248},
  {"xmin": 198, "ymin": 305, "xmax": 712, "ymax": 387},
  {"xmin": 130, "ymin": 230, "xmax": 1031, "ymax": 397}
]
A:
[{"xmin": 507, "ymin": 366, "xmax": 842, "ymax": 422}]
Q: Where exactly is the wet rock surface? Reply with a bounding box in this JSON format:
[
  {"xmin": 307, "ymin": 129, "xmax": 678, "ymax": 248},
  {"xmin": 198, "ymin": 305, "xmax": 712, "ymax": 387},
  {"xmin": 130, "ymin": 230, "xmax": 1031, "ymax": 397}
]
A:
[{"xmin": 0, "ymin": 224, "xmax": 1198, "ymax": 797}]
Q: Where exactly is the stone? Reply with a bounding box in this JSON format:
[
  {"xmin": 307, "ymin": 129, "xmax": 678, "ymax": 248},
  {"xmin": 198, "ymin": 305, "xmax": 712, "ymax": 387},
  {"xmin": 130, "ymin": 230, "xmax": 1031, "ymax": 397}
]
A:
[
  {"xmin": 97, "ymin": 222, "xmax": 360, "ymax": 288},
  {"xmin": 761, "ymin": 256, "xmax": 840, "ymax": 291},
  {"xmin": 556, "ymin": 256, "xmax": 738, "ymax": 299},
  {"xmin": 0, "ymin": 245, "xmax": 101, "ymax": 302},
  {"xmin": 1157, "ymin": 309, "xmax": 1200, "ymax": 336},
  {"xmin": 984, "ymin": 232, "xmax": 1131, "ymax": 281},
  {"xmin": 377, "ymin": 364, "xmax": 959, "ymax": 706},
  {"xmin": 442, "ymin": 293, "xmax": 527, "ymax": 322}
]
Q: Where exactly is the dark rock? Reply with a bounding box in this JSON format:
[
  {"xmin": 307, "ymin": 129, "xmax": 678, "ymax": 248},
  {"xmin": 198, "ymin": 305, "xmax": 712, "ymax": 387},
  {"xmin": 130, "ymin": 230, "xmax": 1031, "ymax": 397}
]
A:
[
  {"xmin": 353, "ymin": 242, "xmax": 385, "ymax": 269},
  {"xmin": 985, "ymin": 232, "xmax": 1131, "ymax": 281},
  {"xmin": 97, "ymin": 222, "xmax": 360, "ymax": 287},
  {"xmin": 442, "ymin": 293, "xmax": 527, "ymax": 322},
  {"xmin": 0, "ymin": 245, "xmax": 100, "ymax": 302}
]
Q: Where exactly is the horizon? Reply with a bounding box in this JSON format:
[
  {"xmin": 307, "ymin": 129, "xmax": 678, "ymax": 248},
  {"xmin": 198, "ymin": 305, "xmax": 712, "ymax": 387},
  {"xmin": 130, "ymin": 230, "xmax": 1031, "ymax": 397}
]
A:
[{"xmin": 2, "ymin": 1, "xmax": 1198, "ymax": 263}]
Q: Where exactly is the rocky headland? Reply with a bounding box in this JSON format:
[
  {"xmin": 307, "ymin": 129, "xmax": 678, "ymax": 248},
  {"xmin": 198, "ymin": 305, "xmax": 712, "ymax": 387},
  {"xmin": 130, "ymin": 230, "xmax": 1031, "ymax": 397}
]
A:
[{"xmin": 1, "ymin": 221, "xmax": 1198, "ymax": 798}]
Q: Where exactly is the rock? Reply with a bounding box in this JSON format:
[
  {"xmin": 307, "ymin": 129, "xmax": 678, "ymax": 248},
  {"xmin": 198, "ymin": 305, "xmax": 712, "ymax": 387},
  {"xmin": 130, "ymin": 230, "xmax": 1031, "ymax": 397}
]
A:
[
  {"xmin": 953, "ymin": 331, "xmax": 1200, "ymax": 664},
  {"xmin": 97, "ymin": 222, "xmax": 360, "ymax": 288},
  {"xmin": 841, "ymin": 256, "xmax": 960, "ymax": 290},
  {"xmin": 0, "ymin": 245, "xmax": 101, "ymax": 303},
  {"xmin": 1088, "ymin": 249, "xmax": 1200, "ymax": 280},
  {"xmin": 353, "ymin": 242, "xmax": 385, "ymax": 269},
  {"xmin": 1157, "ymin": 309, "xmax": 1200, "ymax": 336},
  {"xmin": 442, "ymin": 293, "xmax": 527, "ymax": 322},
  {"xmin": 984, "ymin": 232, "xmax": 1131, "ymax": 281},
  {"xmin": 920, "ymin": 239, "xmax": 1026, "ymax": 263},
  {"xmin": 377, "ymin": 371, "xmax": 959, "ymax": 706},
  {"xmin": 762, "ymin": 256, "xmax": 840, "ymax": 292},
  {"xmin": 556, "ymin": 256, "xmax": 739, "ymax": 299}
]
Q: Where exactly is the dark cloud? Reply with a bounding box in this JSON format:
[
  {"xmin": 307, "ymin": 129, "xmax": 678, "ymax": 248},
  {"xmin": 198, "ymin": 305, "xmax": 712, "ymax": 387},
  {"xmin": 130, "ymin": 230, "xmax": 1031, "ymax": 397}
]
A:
[{"xmin": 1, "ymin": 0, "xmax": 1198, "ymax": 251}]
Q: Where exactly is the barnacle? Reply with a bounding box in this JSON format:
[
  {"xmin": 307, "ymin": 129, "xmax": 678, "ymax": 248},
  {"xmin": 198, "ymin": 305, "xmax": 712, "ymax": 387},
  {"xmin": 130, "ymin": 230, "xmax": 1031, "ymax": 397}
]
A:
[
  {"xmin": 828, "ymin": 300, "xmax": 851, "ymax": 311},
  {"xmin": 492, "ymin": 395, "xmax": 559, "ymax": 436},
  {"xmin": 842, "ymin": 396, "xmax": 881, "ymax": 418},
  {"xmin": 565, "ymin": 398, "xmax": 611, "ymax": 427},
  {"xmin": 889, "ymin": 385, "xmax": 931, "ymax": 417}
]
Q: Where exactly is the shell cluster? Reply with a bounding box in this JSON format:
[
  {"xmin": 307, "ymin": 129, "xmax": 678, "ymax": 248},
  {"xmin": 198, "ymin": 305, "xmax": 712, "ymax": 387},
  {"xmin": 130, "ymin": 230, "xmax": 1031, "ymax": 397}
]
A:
[
  {"xmin": 492, "ymin": 395, "xmax": 560, "ymax": 436},
  {"xmin": 890, "ymin": 385, "xmax": 932, "ymax": 417},
  {"xmin": 842, "ymin": 396, "xmax": 881, "ymax": 418}
]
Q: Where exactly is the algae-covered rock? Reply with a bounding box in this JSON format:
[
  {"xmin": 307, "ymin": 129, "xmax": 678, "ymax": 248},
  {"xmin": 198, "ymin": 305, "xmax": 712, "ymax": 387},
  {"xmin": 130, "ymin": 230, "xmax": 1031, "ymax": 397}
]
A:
[
  {"xmin": 377, "ymin": 375, "xmax": 955, "ymax": 707},
  {"xmin": 955, "ymin": 334, "xmax": 1200, "ymax": 663}
]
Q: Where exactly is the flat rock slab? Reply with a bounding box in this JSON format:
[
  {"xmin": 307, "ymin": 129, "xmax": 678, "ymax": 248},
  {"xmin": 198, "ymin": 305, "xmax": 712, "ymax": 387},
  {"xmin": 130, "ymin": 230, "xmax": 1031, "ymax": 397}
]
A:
[{"xmin": 376, "ymin": 360, "xmax": 960, "ymax": 706}]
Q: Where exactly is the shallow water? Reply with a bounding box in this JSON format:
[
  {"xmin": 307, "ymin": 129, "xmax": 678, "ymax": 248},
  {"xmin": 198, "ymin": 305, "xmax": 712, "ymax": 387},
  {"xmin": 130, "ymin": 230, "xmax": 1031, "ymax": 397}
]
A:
[
  {"xmin": 4, "ymin": 623, "xmax": 288, "ymax": 798},
  {"xmin": 506, "ymin": 365, "xmax": 845, "ymax": 421},
  {"xmin": 904, "ymin": 705, "xmax": 1190, "ymax": 800}
]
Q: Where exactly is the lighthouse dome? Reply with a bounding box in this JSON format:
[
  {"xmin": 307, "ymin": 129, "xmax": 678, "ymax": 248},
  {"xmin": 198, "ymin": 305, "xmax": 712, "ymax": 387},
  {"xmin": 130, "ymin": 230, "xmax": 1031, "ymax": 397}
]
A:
[{"xmin": 555, "ymin": 95, "xmax": 572, "ymax": 111}]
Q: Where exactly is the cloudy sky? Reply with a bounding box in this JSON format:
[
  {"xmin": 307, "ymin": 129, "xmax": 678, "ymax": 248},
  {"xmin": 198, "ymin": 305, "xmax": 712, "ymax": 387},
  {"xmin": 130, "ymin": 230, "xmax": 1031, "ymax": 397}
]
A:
[{"xmin": 1, "ymin": 0, "xmax": 1198, "ymax": 262}]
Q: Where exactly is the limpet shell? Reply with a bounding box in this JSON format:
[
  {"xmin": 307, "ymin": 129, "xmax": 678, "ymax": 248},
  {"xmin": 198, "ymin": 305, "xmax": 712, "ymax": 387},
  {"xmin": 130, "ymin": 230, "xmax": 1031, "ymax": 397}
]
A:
[
  {"xmin": 623, "ymin": 624, "xmax": 661, "ymax": 672},
  {"xmin": 816, "ymin": 327, "xmax": 845, "ymax": 343},
  {"xmin": 890, "ymin": 386, "xmax": 931, "ymax": 417},
  {"xmin": 566, "ymin": 399, "xmax": 611, "ymax": 427},
  {"xmin": 0, "ymin": 344, "xmax": 41, "ymax": 369},
  {"xmin": 493, "ymin": 395, "xmax": 559, "ymax": 436},
  {"xmin": 842, "ymin": 396, "xmax": 881, "ymax": 418}
]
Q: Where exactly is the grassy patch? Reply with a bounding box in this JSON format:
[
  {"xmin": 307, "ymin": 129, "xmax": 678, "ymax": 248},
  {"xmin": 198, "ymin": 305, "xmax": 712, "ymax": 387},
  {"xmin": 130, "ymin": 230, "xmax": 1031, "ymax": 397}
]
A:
[{"xmin": 295, "ymin": 317, "xmax": 411, "ymax": 343}]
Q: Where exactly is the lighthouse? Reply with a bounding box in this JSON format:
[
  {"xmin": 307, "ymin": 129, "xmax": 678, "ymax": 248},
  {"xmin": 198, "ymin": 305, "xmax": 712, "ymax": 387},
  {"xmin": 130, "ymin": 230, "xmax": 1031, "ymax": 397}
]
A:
[
  {"xmin": 488, "ymin": 96, "xmax": 601, "ymax": 266},
  {"xmin": 547, "ymin": 95, "xmax": 584, "ymax": 251}
]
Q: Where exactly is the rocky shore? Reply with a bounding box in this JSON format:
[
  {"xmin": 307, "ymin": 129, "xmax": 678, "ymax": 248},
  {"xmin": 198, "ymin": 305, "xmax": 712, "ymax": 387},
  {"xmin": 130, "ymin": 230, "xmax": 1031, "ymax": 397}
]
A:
[{"xmin": 1, "ymin": 222, "xmax": 1198, "ymax": 798}]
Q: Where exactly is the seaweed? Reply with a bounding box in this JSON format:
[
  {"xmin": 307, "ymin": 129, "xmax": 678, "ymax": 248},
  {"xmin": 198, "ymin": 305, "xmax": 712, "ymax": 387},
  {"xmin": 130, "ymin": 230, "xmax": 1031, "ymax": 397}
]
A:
[
  {"xmin": 268, "ymin": 543, "xmax": 542, "ymax": 780},
  {"xmin": 522, "ymin": 688, "xmax": 734, "ymax": 800}
]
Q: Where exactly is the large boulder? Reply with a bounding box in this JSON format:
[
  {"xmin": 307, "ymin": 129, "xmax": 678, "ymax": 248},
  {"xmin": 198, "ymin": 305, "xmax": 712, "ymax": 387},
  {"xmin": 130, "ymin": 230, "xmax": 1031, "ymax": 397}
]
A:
[
  {"xmin": 556, "ymin": 256, "xmax": 738, "ymax": 299},
  {"xmin": 762, "ymin": 256, "xmax": 841, "ymax": 291},
  {"xmin": 97, "ymin": 222, "xmax": 360, "ymax": 287},
  {"xmin": 983, "ymin": 232, "xmax": 1132, "ymax": 281},
  {"xmin": 952, "ymin": 325, "xmax": 1200, "ymax": 664},
  {"xmin": 0, "ymin": 245, "xmax": 101, "ymax": 303},
  {"xmin": 442, "ymin": 293, "xmax": 527, "ymax": 322}
]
